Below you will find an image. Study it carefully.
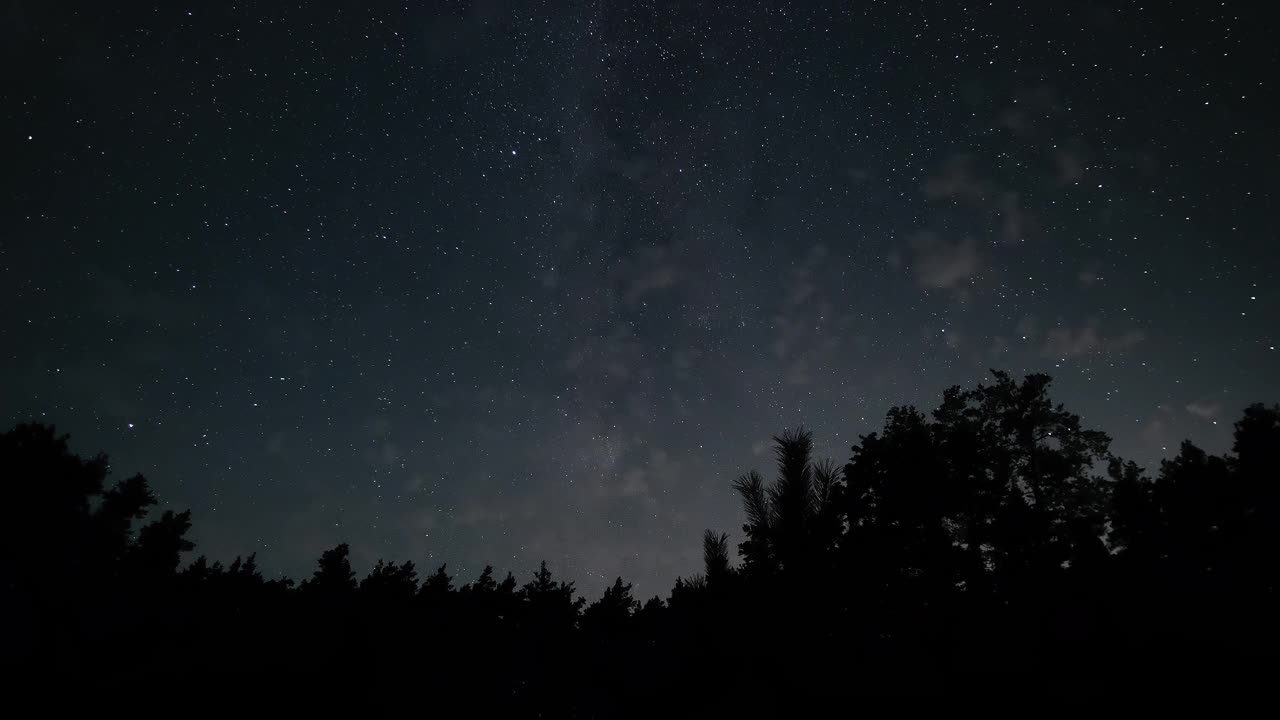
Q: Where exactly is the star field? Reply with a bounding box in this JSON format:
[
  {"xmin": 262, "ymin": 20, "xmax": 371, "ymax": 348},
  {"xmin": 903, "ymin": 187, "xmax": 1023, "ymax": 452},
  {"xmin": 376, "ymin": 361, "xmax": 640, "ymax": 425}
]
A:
[{"xmin": 2, "ymin": 1, "xmax": 1276, "ymax": 597}]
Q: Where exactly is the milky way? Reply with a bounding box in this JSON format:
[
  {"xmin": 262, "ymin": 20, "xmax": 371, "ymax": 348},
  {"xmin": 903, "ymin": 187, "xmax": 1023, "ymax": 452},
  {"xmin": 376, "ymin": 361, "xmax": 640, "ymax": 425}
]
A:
[{"xmin": 3, "ymin": 2, "xmax": 1276, "ymax": 598}]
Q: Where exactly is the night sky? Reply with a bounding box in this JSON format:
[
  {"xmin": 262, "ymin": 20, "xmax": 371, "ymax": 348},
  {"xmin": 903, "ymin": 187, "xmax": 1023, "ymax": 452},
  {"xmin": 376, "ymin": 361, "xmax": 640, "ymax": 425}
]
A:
[{"xmin": 3, "ymin": 2, "xmax": 1276, "ymax": 598}]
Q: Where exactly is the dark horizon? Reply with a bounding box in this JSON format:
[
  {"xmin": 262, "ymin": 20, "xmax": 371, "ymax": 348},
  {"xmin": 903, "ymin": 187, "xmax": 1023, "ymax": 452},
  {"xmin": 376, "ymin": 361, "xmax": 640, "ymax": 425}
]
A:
[
  {"xmin": 8, "ymin": 370, "xmax": 1276, "ymax": 604},
  {"xmin": 10, "ymin": 371, "xmax": 1271, "ymax": 599}
]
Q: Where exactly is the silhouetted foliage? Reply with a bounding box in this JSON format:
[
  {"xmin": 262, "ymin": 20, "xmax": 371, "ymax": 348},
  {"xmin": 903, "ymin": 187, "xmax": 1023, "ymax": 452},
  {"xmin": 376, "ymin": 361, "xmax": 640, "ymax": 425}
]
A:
[
  {"xmin": 360, "ymin": 559, "xmax": 418, "ymax": 602},
  {"xmin": 732, "ymin": 426, "xmax": 841, "ymax": 580},
  {"xmin": 702, "ymin": 529, "xmax": 731, "ymax": 583},
  {"xmin": 301, "ymin": 542, "xmax": 357, "ymax": 596},
  {"xmin": 418, "ymin": 563, "xmax": 453, "ymax": 603},
  {"xmin": 130, "ymin": 509, "xmax": 195, "ymax": 578},
  {"xmin": 519, "ymin": 560, "xmax": 585, "ymax": 631},
  {"xmin": 4, "ymin": 374, "xmax": 1278, "ymax": 709},
  {"xmin": 583, "ymin": 577, "xmax": 637, "ymax": 631}
]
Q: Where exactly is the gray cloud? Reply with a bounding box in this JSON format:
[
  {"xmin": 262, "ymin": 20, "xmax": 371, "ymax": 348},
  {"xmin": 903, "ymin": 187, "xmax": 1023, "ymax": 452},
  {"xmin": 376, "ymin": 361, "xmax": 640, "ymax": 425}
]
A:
[
  {"xmin": 923, "ymin": 154, "xmax": 989, "ymax": 203},
  {"xmin": 1185, "ymin": 400, "xmax": 1222, "ymax": 420},
  {"xmin": 1042, "ymin": 323, "xmax": 1145, "ymax": 358},
  {"xmin": 908, "ymin": 232, "xmax": 982, "ymax": 290}
]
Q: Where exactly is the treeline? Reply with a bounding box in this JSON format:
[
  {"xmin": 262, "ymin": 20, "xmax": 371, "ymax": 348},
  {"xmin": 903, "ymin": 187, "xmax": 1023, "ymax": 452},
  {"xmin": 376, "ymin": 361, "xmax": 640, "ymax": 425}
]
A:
[{"xmin": 1, "ymin": 371, "xmax": 1277, "ymax": 711}]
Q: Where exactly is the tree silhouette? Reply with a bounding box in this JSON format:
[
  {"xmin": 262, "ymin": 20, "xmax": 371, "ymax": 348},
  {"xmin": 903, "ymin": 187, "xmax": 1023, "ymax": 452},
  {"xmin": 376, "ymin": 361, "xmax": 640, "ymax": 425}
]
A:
[
  {"xmin": 129, "ymin": 509, "xmax": 196, "ymax": 578},
  {"xmin": 360, "ymin": 559, "xmax": 418, "ymax": 602},
  {"xmin": 519, "ymin": 560, "xmax": 585, "ymax": 632},
  {"xmin": 301, "ymin": 542, "xmax": 357, "ymax": 596},
  {"xmin": 702, "ymin": 529, "xmax": 732, "ymax": 584},
  {"xmin": 94, "ymin": 473, "xmax": 157, "ymax": 564},
  {"xmin": 732, "ymin": 427, "xmax": 841, "ymax": 578},
  {"xmin": 461, "ymin": 564, "xmax": 499, "ymax": 596},
  {"xmin": 3, "ymin": 372, "xmax": 1278, "ymax": 707},
  {"xmin": 583, "ymin": 577, "xmax": 637, "ymax": 632},
  {"xmin": 418, "ymin": 563, "xmax": 453, "ymax": 605}
]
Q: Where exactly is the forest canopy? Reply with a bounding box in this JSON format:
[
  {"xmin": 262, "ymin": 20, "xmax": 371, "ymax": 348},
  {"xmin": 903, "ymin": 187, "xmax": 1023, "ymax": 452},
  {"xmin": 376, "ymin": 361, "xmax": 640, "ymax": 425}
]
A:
[{"xmin": 2, "ymin": 371, "xmax": 1276, "ymax": 711}]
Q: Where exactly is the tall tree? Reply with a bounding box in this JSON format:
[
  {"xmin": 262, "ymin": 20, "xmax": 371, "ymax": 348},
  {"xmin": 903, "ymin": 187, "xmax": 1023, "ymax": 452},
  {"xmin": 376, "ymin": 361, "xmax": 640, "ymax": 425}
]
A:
[
  {"xmin": 732, "ymin": 427, "xmax": 841, "ymax": 578},
  {"xmin": 520, "ymin": 561, "xmax": 584, "ymax": 632}
]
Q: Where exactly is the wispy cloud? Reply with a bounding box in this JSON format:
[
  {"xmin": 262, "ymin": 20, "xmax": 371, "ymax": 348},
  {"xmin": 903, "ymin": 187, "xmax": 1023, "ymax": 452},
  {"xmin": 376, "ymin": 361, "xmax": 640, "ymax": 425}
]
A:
[
  {"xmin": 1042, "ymin": 322, "xmax": 1144, "ymax": 357},
  {"xmin": 907, "ymin": 232, "xmax": 982, "ymax": 290},
  {"xmin": 1185, "ymin": 400, "xmax": 1222, "ymax": 420}
]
